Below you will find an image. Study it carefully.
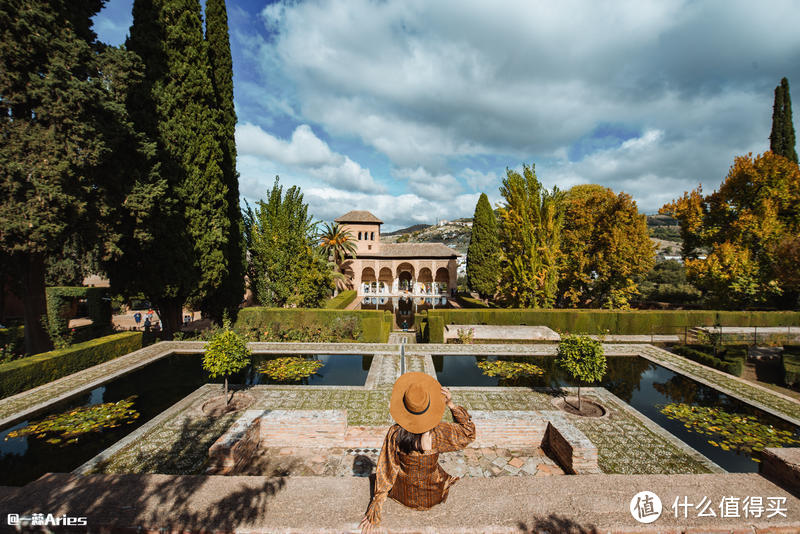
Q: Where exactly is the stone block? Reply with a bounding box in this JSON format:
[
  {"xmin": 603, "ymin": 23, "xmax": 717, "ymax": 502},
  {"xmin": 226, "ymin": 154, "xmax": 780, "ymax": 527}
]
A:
[
  {"xmin": 207, "ymin": 410, "xmax": 262, "ymax": 475},
  {"xmin": 541, "ymin": 414, "xmax": 599, "ymax": 475},
  {"xmin": 759, "ymin": 447, "xmax": 800, "ymax": 498}
]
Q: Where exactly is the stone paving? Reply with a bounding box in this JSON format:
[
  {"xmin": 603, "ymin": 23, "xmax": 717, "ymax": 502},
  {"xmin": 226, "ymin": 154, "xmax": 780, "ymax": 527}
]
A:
[{"xmin": 235, "ymin": 445, "xmax": 565, "ymax": 478}]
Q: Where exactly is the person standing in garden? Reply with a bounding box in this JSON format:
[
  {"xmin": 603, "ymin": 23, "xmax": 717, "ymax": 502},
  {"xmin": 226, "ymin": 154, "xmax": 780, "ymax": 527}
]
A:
[
  {"xmin": 360, "ymin": 373, "xmax": 475, "ymax": 533},
  {"xmin": 134, "ymin": 311, "xmax": 142, "ymax": 329}
]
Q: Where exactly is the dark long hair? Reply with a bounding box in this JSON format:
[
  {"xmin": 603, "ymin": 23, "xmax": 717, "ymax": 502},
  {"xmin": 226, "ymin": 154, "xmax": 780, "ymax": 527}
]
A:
[{"xmin": 395, "ymin": 427, "xmax": 424, "ymax": 454}]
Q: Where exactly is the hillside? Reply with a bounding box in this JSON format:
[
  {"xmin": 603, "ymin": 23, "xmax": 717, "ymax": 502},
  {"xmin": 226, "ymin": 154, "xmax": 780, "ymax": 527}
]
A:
[
  {"xmin": 382, "ymin": 214, "xmax": 683, "ymax": 259},
  {"xmin": 382, "ymin": 221, "xmax": 472, "ymax": 254}
]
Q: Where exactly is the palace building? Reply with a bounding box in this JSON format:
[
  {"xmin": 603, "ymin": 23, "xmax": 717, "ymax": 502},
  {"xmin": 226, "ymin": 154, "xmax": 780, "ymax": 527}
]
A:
[{"xmin": 335, "ymin": 210, "xmax": 457, "ymax": 327}]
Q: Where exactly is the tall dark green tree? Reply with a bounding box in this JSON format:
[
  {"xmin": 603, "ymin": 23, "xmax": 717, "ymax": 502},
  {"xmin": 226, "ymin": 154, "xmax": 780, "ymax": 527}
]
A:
[
  {"xmin": 466, "ymin": 193, "xmax": 501, "ymax": 301},
  {"xmin": 205, "ymin": 0, "xmax": 244, "ymax": 321},
  {"xmin": 0, "ymin": 0, "xmax": 141, "ymax": 354},
  {"xmin": 126, "ymin": 0, "xmax": 230, "ymax": 336},
  {"xmin": 770, "ymin": 77, "xmax": 798, "ymax": 163}
]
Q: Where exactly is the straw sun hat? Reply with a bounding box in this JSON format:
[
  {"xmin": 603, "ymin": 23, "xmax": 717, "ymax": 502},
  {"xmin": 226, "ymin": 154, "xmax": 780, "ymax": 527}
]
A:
[{"xmin": 390, "ymin": 372, "xmax": 446, "ymax": 434}]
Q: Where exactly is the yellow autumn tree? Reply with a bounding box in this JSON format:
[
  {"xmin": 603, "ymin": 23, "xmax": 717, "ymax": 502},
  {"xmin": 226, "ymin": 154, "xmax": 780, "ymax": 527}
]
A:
[
  {"xmin": 661, "ymin": 152, "xmax": 800, "ymax": 308},
  {"xmin": 559, "ymin": 185, "xmax": 656, "ymax": 309}
]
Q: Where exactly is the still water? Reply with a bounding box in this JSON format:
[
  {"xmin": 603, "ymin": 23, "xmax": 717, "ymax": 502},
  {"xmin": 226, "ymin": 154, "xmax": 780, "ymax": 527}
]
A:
[{"xmin": 0, "ymin": 353, "xmax": 370, "ymax": 486}]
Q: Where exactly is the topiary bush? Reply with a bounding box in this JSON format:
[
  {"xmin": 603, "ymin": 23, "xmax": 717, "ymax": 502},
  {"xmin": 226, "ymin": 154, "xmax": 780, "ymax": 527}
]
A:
[
  {"xmin": 556, "ymin": 335, "xmax": 607, "ymax": 411},
  {"xmin": 203, "ymin": 316, "xmax": 251, "ymax": 406}
]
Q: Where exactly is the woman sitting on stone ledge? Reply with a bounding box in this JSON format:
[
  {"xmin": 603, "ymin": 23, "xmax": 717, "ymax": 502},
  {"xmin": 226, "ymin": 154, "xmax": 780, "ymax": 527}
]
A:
[{"xmin": 360, "ymin": 373, "xmax": 476, "ymax": 533}]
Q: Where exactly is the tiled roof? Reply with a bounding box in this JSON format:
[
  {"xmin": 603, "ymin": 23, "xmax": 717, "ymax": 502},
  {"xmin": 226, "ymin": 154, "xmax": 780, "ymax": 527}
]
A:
[
  {"xmin": 358, "ymin": 243, "xmax": 457, "ymax": 258},
  {"xmin": 334, "ymin": 210, "xmax": 383, "ymax": 224}
]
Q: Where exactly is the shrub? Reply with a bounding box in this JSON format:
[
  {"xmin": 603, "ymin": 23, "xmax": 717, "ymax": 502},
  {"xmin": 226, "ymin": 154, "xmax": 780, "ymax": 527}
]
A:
[
  {"xmin": 556, "ymin": 335, "xmax": 606, "ymax": 411},
  {"xmin": 455, "ymin": 327, "xmax": 475, "ymax": 344},
  {"xmin": 0, "ymin": 326, "xmax": 25, "ymax": 363},
  {"xmin": 0, "ymin": 332, "xmax": 142, "ymax": 399}
]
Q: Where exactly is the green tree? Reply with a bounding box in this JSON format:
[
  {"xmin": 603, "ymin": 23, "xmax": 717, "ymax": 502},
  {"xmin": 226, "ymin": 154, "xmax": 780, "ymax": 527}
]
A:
[
  {"xmin": 318, "ymin": 222, "xmax": 357, "ymax": 292},
  {"xmin": 244, "ymin": 178, "xmax": 333, "ymax": 308},
  {"xmin": 126, "ymin": 0, "xmax": 230, "ymax": 335},
  {"xmin": 497, "ymin": 164, "xmax": 565, "ymax": 307},
  {"xmin": 0, "ymin": 0, "xmax": 144, "ymax": 354},
  {"xmin": 202, "ymin": 315, "xmax": 251, "ymax": 406},
  {"xmin": 661, "ymin": 152, "xmax": 800, "ymax": 307},
  {"xmin": 556, "ymin": 335, "xmax": 606, "ymax": 411},
  {"xmin": 205, "ymin": 0, "xmax": 244, "ymax": 322},
  {"xmin": 466, "ymin": 193, "xmax": 501, "ymax": 301},
  {"xmin": 770, "ymin": 77, "xmax": 798, "ymax": 163},
  {"xmin": 559, "ymin": 185, "xmax": 655, "ymax": 309}
]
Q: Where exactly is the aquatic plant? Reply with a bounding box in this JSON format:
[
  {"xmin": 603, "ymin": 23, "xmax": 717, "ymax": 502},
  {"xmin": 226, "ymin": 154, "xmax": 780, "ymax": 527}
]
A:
[
  {"xmin": 5, "ymin": 397, "xmax": 139, "ymax": 445},
  {"xmin": 258, "ymin": 356, "xmax": 324, "ymax": 382},
  {"xmin": 659, "ymin": 403, "xmax": 800, "ymax": 460},
  {"xmin": 477, "ymin": 359, "xmax": 544, "ymax": 380}
]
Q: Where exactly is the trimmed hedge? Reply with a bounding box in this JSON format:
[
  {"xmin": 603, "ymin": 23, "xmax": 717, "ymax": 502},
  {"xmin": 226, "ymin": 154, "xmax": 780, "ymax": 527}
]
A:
[
  {"xmin": 235, "ymin": 307, "xmax": 391, "ymax": 343},
  {"xmin": 428, "ymin": 315, "xmax": 445, "ymax": 343},
  {"xmin": 324, "ymin": 290, "xmax": 357, "ymax": 309},
  {"xmin": 45, "ymin": 286, "xmax": 112, "ymax": 340},
  {"xmin": 783, "ymin": 345, "xmax": 800, "ymax": 387},
  {"xmin": 425, "ymin": 309, "xmax": 800, "ymax": 336},
  {"xmin": 672, "ymin": 344, "xmax": 746, "ymax": 376},
  {"xmin": 0, "ymin": 331, "xmax": 142, "ymax": 399}
]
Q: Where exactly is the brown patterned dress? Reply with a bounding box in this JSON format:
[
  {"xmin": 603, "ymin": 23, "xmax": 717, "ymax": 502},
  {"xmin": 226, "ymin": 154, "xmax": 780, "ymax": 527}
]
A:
[{"xmin": 365, "ymin": 405, "xmax": 476, "ymax": 525}]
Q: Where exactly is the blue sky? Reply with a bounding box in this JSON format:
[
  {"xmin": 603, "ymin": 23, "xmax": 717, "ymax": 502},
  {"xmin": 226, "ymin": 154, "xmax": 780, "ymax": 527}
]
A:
[{"xmin": 94, "ymin": 0, "xmax": 800, "ymax": 230}]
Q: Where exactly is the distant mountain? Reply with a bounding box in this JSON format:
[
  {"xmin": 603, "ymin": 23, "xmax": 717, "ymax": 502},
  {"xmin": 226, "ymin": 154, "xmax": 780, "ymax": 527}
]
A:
[
  {"xmin": 383, "ymin": 224, "xmax": 431, "ymax": 236},
  {"xmin": 383, "ymin": 222, "xmax": 471, "ymax": 254}
]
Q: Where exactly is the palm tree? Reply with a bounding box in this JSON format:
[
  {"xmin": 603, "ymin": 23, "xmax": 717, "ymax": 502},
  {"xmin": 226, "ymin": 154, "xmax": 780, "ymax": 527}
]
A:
[{"xmin": 318, "ymin": 222, "xmax": 357, "ymax": 292}]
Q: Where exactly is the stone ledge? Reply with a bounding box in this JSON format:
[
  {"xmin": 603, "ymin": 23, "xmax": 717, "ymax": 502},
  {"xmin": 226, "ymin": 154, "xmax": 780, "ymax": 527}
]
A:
[{"xmin": 2, "ymin": 473, "xmax": 798, "ymax": 532}]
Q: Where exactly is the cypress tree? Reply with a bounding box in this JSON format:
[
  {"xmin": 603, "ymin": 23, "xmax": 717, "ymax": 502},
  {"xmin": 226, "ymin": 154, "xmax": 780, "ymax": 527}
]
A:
[
  {"xmin": 781, "ymin": 78, "xmax": 798, "ymax": 163},
  {"xmin": 205, "ymin": 0, "xmax": 244, "ymax": 321},
  {"xmin": 0, "ymin": 0, "xmax": 138, "ymax": 354},
  {"xmin": 770, "ymin": 77, "xmax": 798, "ymax": 163},
  {"xmin": 126, "ymin": 0, "xmax": 229, "ymax": 335},
  {"xmin": 466, "ymin": 193, "xmax": 501, "ymax": 301}
]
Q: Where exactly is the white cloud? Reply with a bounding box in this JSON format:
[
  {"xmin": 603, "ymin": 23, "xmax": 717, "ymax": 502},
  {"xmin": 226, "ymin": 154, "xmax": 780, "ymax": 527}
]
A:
[
  {"xmin": 236, "ymin": 123, "xmax": 384, "ymax": 193},
  {"xmin": 393, "ymin": 167, "xmax": 463, "ymax": 200},
  {"xmin": 236, "ymin": 0, "xmax": 800, "ymax": 215}
]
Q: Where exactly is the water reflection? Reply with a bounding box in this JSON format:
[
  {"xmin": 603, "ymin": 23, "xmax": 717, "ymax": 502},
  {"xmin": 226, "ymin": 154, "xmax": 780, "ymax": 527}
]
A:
[{"xmin": 435, "ymin": 354, "xmax": 800, "ymax": 473}]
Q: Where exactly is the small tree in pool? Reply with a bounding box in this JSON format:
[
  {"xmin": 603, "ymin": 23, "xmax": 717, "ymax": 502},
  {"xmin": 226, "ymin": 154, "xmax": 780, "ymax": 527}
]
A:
[
  {"xmin": 556, "ymin": 335, "xmax": 606, "ymax": 412},
  {"xmin": 203, "ymin": 315, "xmax": 251, "ymax": 406}
]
